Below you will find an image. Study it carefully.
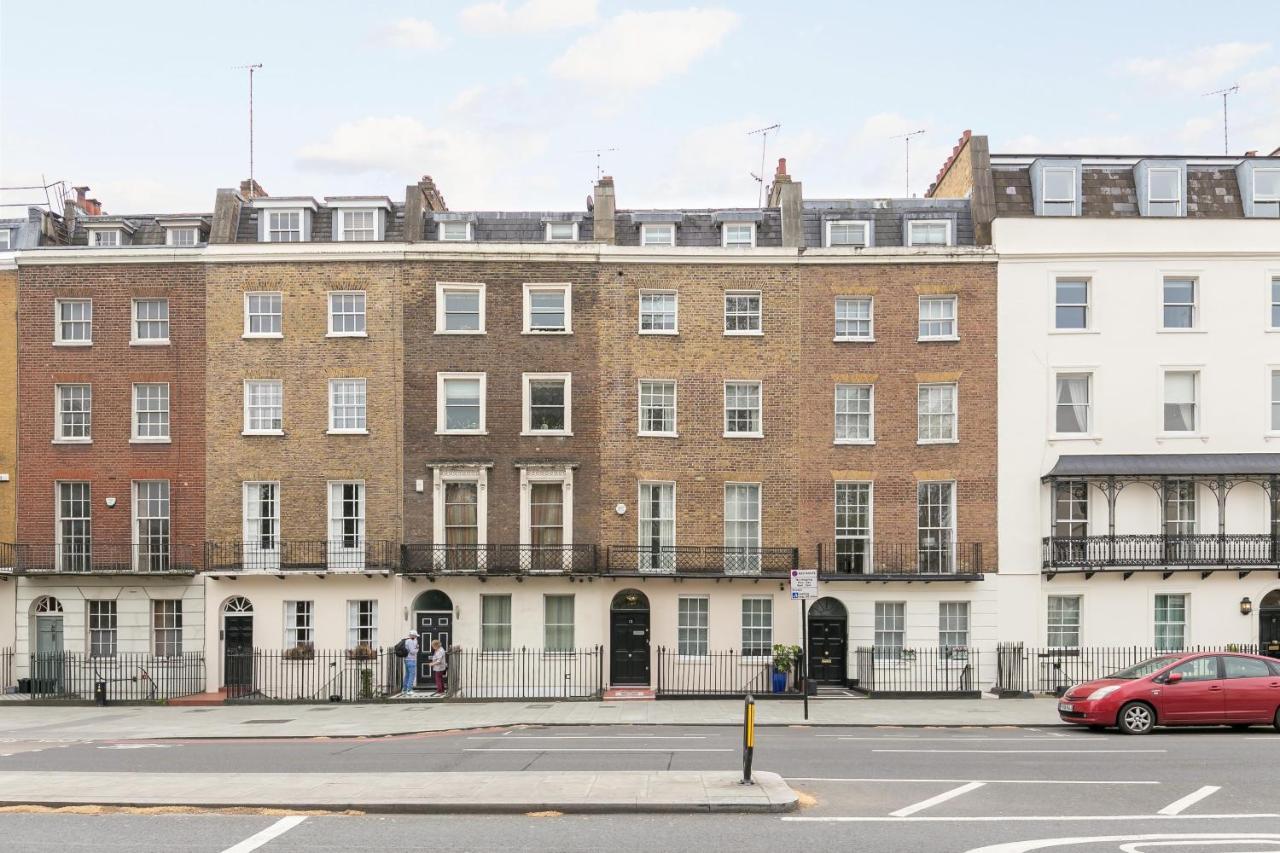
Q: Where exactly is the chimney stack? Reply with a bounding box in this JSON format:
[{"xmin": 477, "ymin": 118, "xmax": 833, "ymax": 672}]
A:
[
  {"xmin": 404, "ymin": 174, "xmax": 448, "ymax": 242},
  {"xmin": 592, "ymin": 176, "xmax": 616, "ymax": 245},
  {"xmin": 767, "ymin": 158, "xmax": 803, "ymax": 248},
  {"xmin": 239, "ymin": 178, "xmax": 268, "ymax": 199}
]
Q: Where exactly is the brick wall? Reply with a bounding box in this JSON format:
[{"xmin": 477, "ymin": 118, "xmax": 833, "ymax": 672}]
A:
[
  {"xmin": 204, "ymin": 262, "xmax": 404, "ymax": 545},
  {"xmin": 0, "ymin": 269, "xmax": 16, "ymax": 542},
  {"xmin": 15, "ymin": 262, "xmax": 206, "ymax": 551}
]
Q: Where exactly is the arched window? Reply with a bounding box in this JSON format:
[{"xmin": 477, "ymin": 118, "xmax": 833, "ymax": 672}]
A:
[
  {"xmin": 223, "ymin": 596, "xmax": 254, "ymax": 614},
  {"xmin": 32, "ymin": 596, "xmax": 64, "ymax": 614}
]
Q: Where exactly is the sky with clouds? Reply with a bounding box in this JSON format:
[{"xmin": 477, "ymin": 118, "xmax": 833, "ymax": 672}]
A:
[{"xmin": 2, "ymin": 0, "xmax": 1278, "ymax": 214}]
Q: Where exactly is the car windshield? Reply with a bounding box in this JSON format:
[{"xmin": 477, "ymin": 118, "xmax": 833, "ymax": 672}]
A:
[{"xmin": 1106, "ymin": 656, "xmax": 1183, "ymax": 680}]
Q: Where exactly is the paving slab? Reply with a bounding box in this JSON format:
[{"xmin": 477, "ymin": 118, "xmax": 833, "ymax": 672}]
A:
[{"xmin": 0, "ymin": 770, "xmax": 797, "ymax": 814}]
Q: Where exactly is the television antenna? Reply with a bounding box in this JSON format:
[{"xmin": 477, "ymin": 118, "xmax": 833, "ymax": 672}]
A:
[
  {"xmin": 891, "ymin": 129, "xmax": 926, "ymax": 197},
  {"xmin": 234, "ymin": 64, "xmax": 264, "ymax": 197},
  {"xmin": 747, "ymin": 123, "xmax": 780, "ymax": 208},
  {"xmin": 1203, "ymin": 84, "xmax": 1239, "ymax": 155},
  {"xmin": 578, "ymin": 147, "xmax": 618, "ymax": 182}
]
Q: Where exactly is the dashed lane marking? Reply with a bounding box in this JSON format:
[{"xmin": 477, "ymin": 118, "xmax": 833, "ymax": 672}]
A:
[
  {"xmin": 463, "ymin": 747, "xmax": 733, "ymax": 753},
  {"xmin": 782, "ymin": 814, "xmax": 1280, "ymax": 823},
  {"xmin": 786, "ymin": 777, "xmax": 1161, "ymax": 785},
  {"xmin": 870, "ymin": 749, "xmax": 1166, "ymax": 754}
]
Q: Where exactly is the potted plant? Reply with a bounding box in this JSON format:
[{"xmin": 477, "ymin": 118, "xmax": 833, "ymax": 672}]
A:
[
  {"xmin": 346, "ymin": 643, "xmax": 377, "ymax": 661},
  {"xmin": 283, "ymin": 642, "xmax": 315, "ymax": 661},
  {"xmin": 771, "ymin": 643, "xmax": 801, "ymax": 693},
  {"xmin": 900, "ymin": 648, "xmax": 918, "ymax": 662}
]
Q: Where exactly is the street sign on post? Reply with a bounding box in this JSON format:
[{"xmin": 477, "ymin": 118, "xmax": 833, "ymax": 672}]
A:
[{"xmin": 790, "ymin": 569, "xmax": 818, "ymax": 600}]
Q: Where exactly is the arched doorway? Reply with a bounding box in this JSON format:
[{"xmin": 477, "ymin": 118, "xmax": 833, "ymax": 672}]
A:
[
  {"xmin": 30, "ymin": 597, "xmax": 64, "ymax": 692},
  {"xmin": 1261, "ymin": 589, "xmax": 1280, "ymax": 659},
  {"xmin": 808, "ymin": 597, "xmax": 848, "ymax": 684},
  {"xmin": 610, "ymin": 589, "xmax": 650, "ymax": 686},
  {"xmin": 222, "ymin": 597, "xmax": 254, "ymax": 689},
  {"xmin": 412, "ymin": 590, "xmax": 454, "ymax": 689}
]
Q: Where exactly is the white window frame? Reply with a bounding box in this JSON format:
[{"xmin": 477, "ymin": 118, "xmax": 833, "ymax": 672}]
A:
[
  {"xmin": 88, "ymin": 228, "xmax": 121, "ymax": 247},
  {"xmin": 834, "ymin": 296, "xmax": 874, "ymax": 341},
  {"xmin": 327, "ymin": 291, "xmax": 367, "ymax": 337},
  {"xmin": 56, "ymin": 481, "xmax": 92, "ymax": 573},
  {"xmin": 436, "ymin": 372, "xmax": 487, "ymax": 435},
  {"xmin": 637, "ymin": 380, "xmax": 678, "ymax": 437},
  {"xmin": 917, "ymin": 382, "xmax": 958, "ymax": 444},
  {"xmin": 243, "ymin": 292, "xmax": 283, "ymax": 338},
  {"xmin": 1161, "ymin": 368, "xmax": 1201, "ymax": 435},
  {"xmin": 242, "ymin": 380, "xmax": 283, "ymax": 435},
  {"xmin": 437, "ymin": 220, "xmax": 472, "ymax": 242},
  {"xmin": 1270, "ymin": 276, "xmax": 1280, "ymax": 331},
  {"xmin": 262, "ymin": 209, "xmax": 306, "ymax": 243},
  {"xmin": 522, "ymin": 283, "xmax": 572, "ymax": 334},
  {"xmin": 431, "ymin": 466, "xmax": 489, "ymax": 551},
  {"xmin": 164, "ymin": 226, "xmax": 199, "ymax": 246},
  {"xmin": 1042, "ymin": 167, "xmax": 1078, "ymax": 215},
  {"xmin": 1252, "ymin": 169, "xmax": 1280, "ymax": 216},
  {"xmin": 1047, "ymin": 595, "xmax": 1083, "ymax": 648},
  {"xmin": 131, "ymin": 382, "xmax": 171, "ymax": 443},
  {"xmin": 329, "ymin": 481, "xmax": 366, "ymax": 569},
  {"xmin": 637, "ymin": 481, "xmax": 676, "ymax": 572},
  {"xmin": 1147, "ymin": 167, "xmax": 1182, "ymax": 216},
  {"xmin": 1160, "ymin": 276, "xmax": 1199, "ymax": 331},
  {"xmin": 918, "ymin": 295, "xmax": 959, "ymax": 341},
  {"xmin": 0, "ymin": 229, "xmax": 11, "ymax": 250},
  {"xmin": 435, "ymin": 283, "xmax": 486, "ymax": 334},
  {"xmin": 906, "ymin": 219, "xmax": 953, "ymax": 247},
  {"xmin": 544, "ymin": 221, "xmax": 578, "ymax": 242},
  {"xmin": 152, "ymin": 599, "xmax": 183, "ymax": 658},
  {"xmin": 740, "ymin": 597, "xmax": 773, "ymax": 658},
  {"xmin": 284, "ymin": 600, "xmax": 313, "ymax": 648},
  {"xmin": 346, "ymin": 599, "xmax": 378, "ymax": 650},
  {"xmin": 522, "ymin": 372, "xmax": 572, "ymax": 436},
  {"xmin": 1052, "ymin": 371, "xmax": 1094, "ymax": 438},
  {"xmin": 336, "ymin": 209, "xmax": 381, "ymax": 242},
  {"xmin": 132, "ymin": 479, "xmax": 171, "ymax": 572},
  {"xmin": 723, "ymin": 290, "xmax": 762, "ymax": 336},
  {"xmin": 327, "ymin": 378, "xmax": 368, "ymax": 434},
  {"xmin": 87, "ymin": 599, "xmax": 118, "ymax": 658},
  {"xmin": 723, "ymin": 380, "xmax": 763, "ymax": 438},
  {"xmin": 677, "ymin": 596, "xmax": 709, "ymax": 657},
  {"xmin": 1154, "ymin": 593, "xmax": 1188, "ymax": 651},
  {"xmin": 834, "ymin": 383, "xmax": 874, "ymax": 445},
  {"xmin": 834, "ymin": 481, "xmax": 873, "ymax": 574},
  {"xmin": 638, "ymin": 290, "xmax": 678, "ymax": 335},
  {"xmin": 518, "ymin": 465, "xmax": 574, "ymax": 550},
  {"xmin": 722, "ymin": 222, "xmax": 756, "ymax": 248},
  {"xmin": 1053, "ymin": 277, "xmax": 1091, "ymax": 332},
  {"xmin": 825, "ymin": 219, "xmax": 871, "ymax": 248},
  {"xmin": 54, "ymin": 383, "xmax": 92, "ymax": 443},
  {"xmin": 481, "ymin": 594, "xmax": 512, "ymax": 652},
  {"xmin": 243, "ymin": 480, "xmax": 281, "ymax": 569},
  {"xmin": 938, "ymin": 601, "xmax": 970, "ymax": 652},
  {"xmin": 640, "ymin": 223, "xmax": 675, "ymax": 247},
  {"xmin": 544, "ymin": 594, "xmax": 576, "ymax": 652},
  {"xmin": 874, "ymin": 601, "xmax": 906, "ymax": 656},
  {"xmin": 723, "ymin": 482, "xmax": 762, "ymax": 575},
  {"xmin": 54, "ymin": 299, "xmax": 92, "ymax": 346},
  {"xmin": 1269, "ymin": 367, "xmax": 1280, "ymax": 435},
  {"xmin": 131, "ymin": 298, "xmax": 170, "ymax": 345},
  {"xmin": 917, "ymin": 481, "xmax": 957, "ymax": 574}
]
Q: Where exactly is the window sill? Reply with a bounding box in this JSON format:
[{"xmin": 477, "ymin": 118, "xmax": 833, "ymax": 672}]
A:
[
  {"xmin": 242, "ymin": 430, "xmax": 284, "ymax": 437},
  {"xmin": 834, "ymin": 439, "xmax": 875, "ymax": 446},
  {"xmin": 327, "ymin": 429, "xmax": 370, "ymax": 436},
  {"xmin": 53, "ymin": 341, "xmax": 92, "ymax": 347},
  {"xmin": 917, "ymin": 438, "xmax": 959, "ymax": 445},
  {"xmin": 723, "ymin": 432, "xmax": 764, "ymax": 439},
  {"xmin": 522, "ymin": 330, "xmax": 573, "ymax": 336},
  {"xmin": 435, "ymin": 429, "xmax": 488, "ymax": 436},
  {"xmin": 1049, "ymin": 434, "xmax": 1103, "ymax": 443},
  {"xmin": 723, "ymin": 330, "xmax": 763, "ymax": 337},
  {"xmin": 325, "ymin": 332, "xmax": 368, "ymax": 339},
  {"xmin": 1156, "ymin": 328, "xmax": 1205, "ymax": 335},
  {"xmin": 917, "ymin": 336, "xmax": 960, "ymax": 343},
  {"xmin": 639, "ymin": 432, "xmax": 679, "ymax": 439},
  {"xmin": 1156, "ymin": 432, "xmax": 1208, "ymax": 441},
  {"xmin": 130, "ymin": 339, "xmax": 171, "ymax": 347},
  {"xmin": 130, "ymin": 438, "xmax": 171, "ymax": 445},
  {"xmin": 521, "ymin": 430, "xmax": 573, "ymax": 438},
  {"xmin": 834, "ymin": 337, "xmax": 875, "ymax": 343},
  {"xmin": 242, "ymin": 333, "xmax": 283, "ymax": 340},
  {"xmin": 52, "ymin": 438, "xmax": 92, "ymax": 445},
  {"xmin": 638, "ymin": 329, "xmax": 679, "ymax": 336},
  {"xmin": 1048, "ymin": 329, "xmax": 1099, "ymax": 336},
  {"xmin": 434, "ymin": 330, "xmax": 486, "ymax": 336}
]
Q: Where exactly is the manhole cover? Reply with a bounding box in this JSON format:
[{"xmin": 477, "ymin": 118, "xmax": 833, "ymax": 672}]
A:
[
  {"xmin": 525, "ymin": 704, "xmax": 552, "ymax": 709},
  {"xmin": 242, "ymin": 719, "xmax": 293, "ymax": 724}
]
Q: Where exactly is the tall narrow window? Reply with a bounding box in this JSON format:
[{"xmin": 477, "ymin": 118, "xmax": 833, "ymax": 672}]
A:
[
  {"xmin": 1162, "ymin": 278, "xmax": 1197, "ymax": 329},
  {"xmin": 1154, "ymin": 594, "xmax": 1187, "ymax": 651},
  {"xmin": 1272, "ymin": 370, "xmax": 1280, "ymax": 432},
  {"xmin": 834, "ymin": 482, "xmax": 871, "ymax": 574},
  {"xmin": 834, "ymin": 384, "xmax": 873, "ymax": 443},
  {"xmin": 284, "ymin": 601, "xmax": 313, "ymax": 648},
  {"xmin": 529, "ymin": 483, "xmax": 564, "ymax": 550},
  {"xmin": 328, "ymin": 292, "xmax": 366, "ymax": 336},
  {"xmin": 1042, "ymin": 168, "xmax": 1077, "ymax": 216},
  {"xmin": 243, "ymin": 482, "xmax": 280, "ymax": 570},
  {"xmin": 134, "ymin": 480, "xmax": 170, "ymax": 572},
  {"xmin": 638, "ymin": 482, "xmax": 675, "ymax": 573},
  {"xmin": 1148, "ymin": 168, "xmax": 1182, "ymax": 216},
  {"xmin": 834, "ymin": 297, "xmax": 873, "ymax": 340},
  {"xmin": 917, "ymin": 383, "xmax": 957, "ymax": 442},
  {"xmin": 677, "ymin": 597, "xmax": 709, "ymax": 656},
  {"xmin": 724, "ymin": 381, "xmax": 762, "ymax": 436},
  {"xmin": 938, "ymin": 602, "xmax": 969, "ymax": 652},
  {"xmin": 917, "ymin": 482, "xmax": 955, "ymax": 573},
  {"xmin": 57, "ymin": 482, "xmax": 91, "ymax": 572},
  {"xmin": 88, "ymin": 600, "xmax": 117, "ymax": 658},
  {"xmin": 243, "ymin": 380, "xmax": 283, "ymax": 434},
  {"xmin": 244, "ymin": 292, "xmax": 282, "ymax": 336},
  {"xmin": 874, "ymin": 602, "xmax": 905, "ymax": 657},
  {"xmin": 1055, "ymin": 373, "xmax": 1092, "ymax": 434},
  {"xmin": 328, "ymin": 379, "xmax": 367, "ymax": 433},
  {"xmin": 444, "ymin": 482, "xmax": 479, "ymax": 549},
  {"xmin": 1273, "ymin": 279, "xmax": 1280, "ymax": 329},
  {"xmin": 346, "ymin": 600, "xmax": 378, "ymax": 650},
  {"xmin": 523, "ymin": 374, "xmax": 571, "ymax": 434},
  {"xmin": 153, "ymin": 600, "xmax": 183, "ymax": 657},
  {"xmin": 638, "ymin": 381, "xmax": 677, "ymax": 436},
  {"xmin": 328, "ymin": 482, "xmax": 365, "ymax": 568},
  {"xmin": 1054, "ymin": 279, "xmax": 1089, "ymax": 330},
  {"xmin": 1252, "ymin": 169, "xmax": 1280, "ymax": 217},
  {"xmin": 1053, "ymin": 481, "xmax": 1088, "ymax": 539},
  {"xmin": 1163, "ymin": 371, "xmax": 1199, "ymax": 432},
  {"xmin": 741, "ymin": 598, "xmax": 773, "ymax": 656},
  {"xmin": 481, "ymin": 595, "xmax": 512, "ymax": 652},
  {"xmin": 55, "ymin": 299, "xmax": 92, "ymax": 344},
  {"xmin": 724, "ymin": 292, "xmax": 762, "ymax": 334},
  {"xmin": 438, "ymin": 374, "xmax": 485, "ymax": 433},
  {"xmin": 544, "ymin": 595, "xmax": 575, "ymax": 651},
  {"xmin": 55, "ymin": 384, "xmax": 92, "ymax": 441},
  {"xmin": 918, "ymin": 296, "xmax": 957, "ymax": 339},
  {"xmin": 1164, "ymin": 481, "xmax": 1197, "ymax": 563},
  {"xmin": 132, "ymin": 383, "xmax": 170, "ymax": 440},
  {"xmin": 132, "ymin": 299, "xmax": 170, "ymax": 343},
  {"xmin": 1047, "ymin": 595, "xmax": 1082, "ymax": 647},
  {"xmin": 724, "ymin": 483, "xmax": 761, "ymax": 574}
]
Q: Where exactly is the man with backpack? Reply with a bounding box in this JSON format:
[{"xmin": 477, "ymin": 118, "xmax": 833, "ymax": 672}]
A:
[{"xmin": 395, "ymin": 630, "xmax": 420, "ymax": 694}]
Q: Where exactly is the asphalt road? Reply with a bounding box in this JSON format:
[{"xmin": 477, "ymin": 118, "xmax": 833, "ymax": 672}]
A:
[{"xmin": 1, "ymin": 724, "xmax": 1279, "ymax": 851}]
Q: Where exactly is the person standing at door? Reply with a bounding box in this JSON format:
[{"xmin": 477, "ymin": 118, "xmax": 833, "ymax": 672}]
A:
[
  {"xmin": 429, "ymin": 639, "xmax": 447, "ymax": 696},
  {"xmin": 401, "ymin": 631, "xmax": 420, "ymax": 694}
]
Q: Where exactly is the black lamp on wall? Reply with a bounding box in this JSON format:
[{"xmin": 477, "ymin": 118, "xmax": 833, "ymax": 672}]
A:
[{"xmin": 1240, "ymin": 596, "xmax": 1253, "ymax": 616}]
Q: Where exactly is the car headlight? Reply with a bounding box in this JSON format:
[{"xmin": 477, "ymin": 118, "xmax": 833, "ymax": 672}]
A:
[{"xmin": 1087, "ymin": 685, "xmax": 1122, "ymax": 701}]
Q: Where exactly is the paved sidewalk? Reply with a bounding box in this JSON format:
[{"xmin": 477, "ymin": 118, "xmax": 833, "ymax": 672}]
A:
[
  {"xmin": 0, "ymin": 770, "xmax": 797, "ymax": 814},
  {"xmin": 0, "ymin": 697, "xmax": 1062, "ymax": 740}
]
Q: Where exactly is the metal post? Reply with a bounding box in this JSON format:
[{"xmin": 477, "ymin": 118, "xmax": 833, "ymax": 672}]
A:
[
  {"xmin": 741, "ymin": 693, "xmax": 756, "ymax": 785},
  {"xmin": 802, "ymin": 598, "xmax": 810, "ymax": 721}
]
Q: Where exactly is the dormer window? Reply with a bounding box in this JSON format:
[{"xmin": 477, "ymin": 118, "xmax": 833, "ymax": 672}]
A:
[
  {"xmin": 256, "ymin": 200, "xmax": 317, "ymax": 243},
  {"xmin": 438, "ymin": 221, "xmax": 472, "ymax": 242},
  {"xmin": 166, "ymin": 227, "xmax": 199, "ymax": 246},
  {"xmin": 722, "ymin": 223, "xmax": 755, "ymax": 248},
  {"xmin": 89, "ymin": 229, "xmax": 121, "ymax": 247},
  {"xmin": 545, "ymin": 221, "xmax": 578, "ymax": 242},
  {"xmin": 339, "ymin": 210, "xmax": 377, "ymax": 241},
  {"xmin": 1147, "ymin": 168, "xmax": 1182, "ymax": 216},
  {"xmin": 267, "ymin": 211, "xmax": 302, "ymax": 242},
  {"xmin": 641, "ymin": 223, "xmax": 675, "ymax": 247},
  {"xmin": 826, "ymin": 220, "xmax": 870, "ymax": 248},
  {"xmin": 1255, "ymin": 169, "xmax": 1280, "ymax": 217},
  {"xmin": 0, "ymin": 229, "xmax": 11, "ymax": 250},
  {"xmin": 1042, "ymin": 167, "xmax": 1077, "ymax": 216},
  {"xmin": 906, "ymin": 220, "xmax": 952, "ymax": 247}
]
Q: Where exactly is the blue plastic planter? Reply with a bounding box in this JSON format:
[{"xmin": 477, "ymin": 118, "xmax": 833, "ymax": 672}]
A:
[{"xmin": 772, "ymin": 671, "xmax": 788, "ymax": 693}]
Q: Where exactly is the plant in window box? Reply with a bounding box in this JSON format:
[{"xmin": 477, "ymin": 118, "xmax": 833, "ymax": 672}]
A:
[
  {"xmin": 943, "ymin": 645, "xmax": 969, "ymax": 662},
  {"xmin": 900, "ymin": 648, "xmax": 918, "ymax": 662},
  {"xmin": 346, "ymin": 643, "xmax": 377, "ymax": 661},
  {"xmin": 284, "ymin": 642, "xmax": 315, "ymax": 661}
]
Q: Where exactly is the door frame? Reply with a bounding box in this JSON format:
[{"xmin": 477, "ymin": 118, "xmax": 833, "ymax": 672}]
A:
[
  {"xmin": 1260, "ymin": 587, "xmax": 1280, "ymax": 658},
  {"xmin": 609, "ymin": 588, "xmax": 651, "ymax": 686},
  {"xmin": 807, "ymin": 596, "xmax": 848, "ymax": 685},
  {"xmin": 221, "ymin": 596, "xmax": 255, "ymax": 688}
]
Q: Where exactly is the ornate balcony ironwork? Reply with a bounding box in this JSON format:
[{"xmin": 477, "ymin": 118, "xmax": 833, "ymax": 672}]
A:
[
  {"xmin": 814, "ymin": 541, "xmax": 985, "ymax": 577},
  {"xmin": 398, "ymin": 544, "xmax": 598, "ymax": 576},
  {"xmin": 1042, "ymin": 534, "xmax": 1279, "ymax": 572},
  {"xmin": 12, "ymin": 542, "xmax": 200, "ymax": 575},
  {"xmin": 204, "ymin": 540, "xmax": 400, "ymax": 573}
]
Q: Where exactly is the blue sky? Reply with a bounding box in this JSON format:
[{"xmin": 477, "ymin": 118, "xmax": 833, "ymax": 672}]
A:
[{"xmin": 2, "ymin": 0, "xmax": 1278, "ymax": 213}]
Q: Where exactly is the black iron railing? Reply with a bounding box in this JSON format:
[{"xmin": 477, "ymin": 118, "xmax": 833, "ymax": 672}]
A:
[
  {"xmin": 19, "ymin": 652, "xmax": 205, "ymax": 701},
  {"xmin": 205, "ymin": 540, "xmax": 400, "ymax": 573},
  {"xmin": 1042, "ymin": 534, "xmax": 1279, "ymax": 569},
  {"xmin": 445, "ymin": 647, "xmax": 604, "ymax": 700},
  {"xmin": 399, "ymin": 544, "xmax": 599, "ymax": 575},
  {"xmin": 655, "ymin": 648, "xmax": 774, "ymax": 697},
  {"xmin": 12, "ymin": 543, "xmax": 200, "ymax": 575},
  {"xmin": 816, "ymin": 542, "xmax": 984, "ymax": 575},
  {"xmin": 606, "ymin": 546, "xmax": 799, "ymax": 576},
  {"xmin": 852, "ymin": 646, "xmax": 980, "ymax": 696},
  {"xmin": 994, "ymin": 643, "xmax": 1263, "ymax": 695},
  {"xmin": 1, "ymin": 647, "xmax": 13, "ymax": 692},
  {"xmin": 225, "ymin": 647, "xmax": 399, "ymax": 702}
]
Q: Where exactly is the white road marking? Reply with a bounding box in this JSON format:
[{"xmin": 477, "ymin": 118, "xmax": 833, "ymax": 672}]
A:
[
  {"xmin": 1157, "ymin": 785, "xmax": 1222, "ymax": 816},
  {"xmin": 97, "ymin": 744, "xmax": 171, "ymax": 750},
  {"xmin": 820, "ymin": 736, "xmax": 1082, "ymax": 742},
  {"xmin": 466, "ymin": 735, "xmax": 708, "ymax": 740},
  {"xmin": 782, "ymin": 814, "xmax": 1279, "ymax": 823},
  {"xmin": 464, "ymin": 747, "xmax": 732, "ymax": 753},
  {"xmin": 786, "ymin": 777, "xmax": 1160, "ymax": 785},
  {"xmin": 890, "ymin": 781, "xmax": 985, "ymax": 817},
  {"xmin": 965, "ymin": 832, "xmax": 1280, "ymax": 852},
  {"xmin": 871, "ymin": 748, "xmax": 1165, "ymax": 754},
  {"xmin": 221, "ymin": 816, "xmax": 308, "ymax": 853}
]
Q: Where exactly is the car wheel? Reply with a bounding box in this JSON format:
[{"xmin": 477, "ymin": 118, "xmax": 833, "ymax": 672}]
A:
[{"xmin": 1118, "ymin": 701, "xmax": 1155, "ymax": 735}]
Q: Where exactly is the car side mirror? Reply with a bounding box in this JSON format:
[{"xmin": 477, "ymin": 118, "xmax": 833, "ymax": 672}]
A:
[{"xmin": 1165, "ymin": 672, "xmax": 1183, "ymax": 685}]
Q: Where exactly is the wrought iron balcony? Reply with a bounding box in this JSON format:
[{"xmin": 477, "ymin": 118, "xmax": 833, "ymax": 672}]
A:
[
  {"xmin": 815, "ymin": 541, "xmax": 985, "ymax": 577},
  {"xmin": 399, "ymin": 544, "xmax": 599, "ymax": 576},
  {"xmin": 10, "ymin": 542, "xmax": 200, "ymax": 575},
  {"xmin": 1042, "ymin": 534, "xmax": 1280, "ymax": 573},
  {"xmin": 604, "ymin": 546, "xmax": 799, "ymax": 576},
  {"xmin": 205, "ymin": 540, "xmax": 400, "ymax": 573}
]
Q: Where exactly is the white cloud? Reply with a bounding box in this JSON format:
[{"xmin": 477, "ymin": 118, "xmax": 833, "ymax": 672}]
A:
[
  {"xmin": 1125, "ymin": 41, "xmax": 1269, "ymax": 91},
  {"xmin": 459, "ymin": 0, "xmax": 596, "ymax": 34},
  {"xmin": 550, "ymin": 8, "xmax": 738, "ymax": 92},
  {"xmin": 371, "ymin": 18, "xmax": 448, "ymax": 51}
]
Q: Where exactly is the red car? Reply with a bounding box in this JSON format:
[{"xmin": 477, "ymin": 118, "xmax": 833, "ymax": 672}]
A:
[{"xmin": 1058, "ymin": 652, "xmax": 1280, "ymax": 734}]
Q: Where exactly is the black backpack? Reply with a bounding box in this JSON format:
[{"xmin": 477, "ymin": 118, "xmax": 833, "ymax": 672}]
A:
[{"xmin": 393, "ymin": 638, "xmax": 409, "ymax": 658}]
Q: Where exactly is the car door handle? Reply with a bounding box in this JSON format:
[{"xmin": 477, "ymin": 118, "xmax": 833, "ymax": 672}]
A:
[{"xmin": 1207, "ymin": 685, "xmax": 1222, "ymax": 691}]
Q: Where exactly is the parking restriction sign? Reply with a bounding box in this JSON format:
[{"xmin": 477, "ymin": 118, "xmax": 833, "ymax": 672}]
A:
[{"xmin": 789, "ymin": 569, "xmax": 818, "ymax": 600}]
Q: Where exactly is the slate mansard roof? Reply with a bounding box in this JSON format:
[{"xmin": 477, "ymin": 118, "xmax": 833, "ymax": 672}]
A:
[{"xmin": 802, "ymin": 198, "xmax": 975, "ymax": 247}]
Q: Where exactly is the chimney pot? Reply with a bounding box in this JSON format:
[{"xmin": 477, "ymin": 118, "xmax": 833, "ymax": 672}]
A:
[{"xmin": 1244, "ymin": 150, "xmax": 1258, "ymax": 157}]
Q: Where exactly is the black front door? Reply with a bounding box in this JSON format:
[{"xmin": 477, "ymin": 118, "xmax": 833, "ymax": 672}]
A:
[
  {"xmin": 224, "ymin": 615, "xmax": 253, "ymax": 688},
  {"xmin": 808, "ymin": 617, "xmax": 847, "ymax": 683},
  {"xmin": 1262, "ymin": 608, "xmax": 1280, "ymax": 659},
  {"xmin": 416, "ymin": 610, "xmax": 452, "ymax": 687},
  {"xmin": 610, "ymin": 610, "xmax": 650, "ymax": 685}
]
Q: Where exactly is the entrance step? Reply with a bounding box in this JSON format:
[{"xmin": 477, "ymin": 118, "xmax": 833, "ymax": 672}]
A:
[
  {"xmin": 813, "ymin": 685, "xmax": 864, "ymax": 699},
  {"xmin": 603, "ymin": 687, "xmax": 655, "ymax": 701},
  {"xmin": 168, "ymin": 689, "xmax": 228, "ymax": 706}
]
